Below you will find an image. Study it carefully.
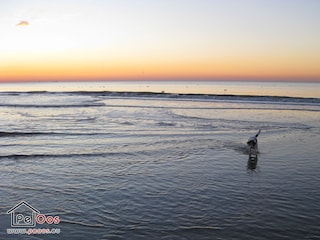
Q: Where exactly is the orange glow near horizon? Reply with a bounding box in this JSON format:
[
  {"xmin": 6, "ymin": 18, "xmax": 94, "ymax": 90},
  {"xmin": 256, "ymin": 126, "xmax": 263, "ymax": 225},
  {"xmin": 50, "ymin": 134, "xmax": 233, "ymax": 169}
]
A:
[
  {"xmin": 1, "ymin": 54, "xmax": 319, "ymax": 82},
  {"xmin": 1, "ymin": 1, "xmax": 320, "ymax": 82}
]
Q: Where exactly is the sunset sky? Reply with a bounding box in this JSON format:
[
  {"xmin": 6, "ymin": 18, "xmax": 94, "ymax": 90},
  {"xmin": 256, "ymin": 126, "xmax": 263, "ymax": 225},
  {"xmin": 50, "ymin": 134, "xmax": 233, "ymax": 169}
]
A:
[{"xmin": 0, "ymin": 0, "xmax": 320, "ymax": 82}]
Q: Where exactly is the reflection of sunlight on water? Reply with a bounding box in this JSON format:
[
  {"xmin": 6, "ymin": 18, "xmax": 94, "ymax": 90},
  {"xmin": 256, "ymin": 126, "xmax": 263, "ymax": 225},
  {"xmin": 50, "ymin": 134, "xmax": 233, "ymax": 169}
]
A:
[
  {"xmin": 0, "ymin": 81, "xmax": 319, "ymax": 98},
  {"xmin": 0, "ymin": 84, "xmax": 319, "ymax": 239}
]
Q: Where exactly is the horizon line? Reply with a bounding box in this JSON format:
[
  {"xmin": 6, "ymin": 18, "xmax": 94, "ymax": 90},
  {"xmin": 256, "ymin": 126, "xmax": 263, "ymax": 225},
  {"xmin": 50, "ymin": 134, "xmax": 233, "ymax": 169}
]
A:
[{"xmin": 1, "ymin": 77, "xmax": 320, "ymax": 84}]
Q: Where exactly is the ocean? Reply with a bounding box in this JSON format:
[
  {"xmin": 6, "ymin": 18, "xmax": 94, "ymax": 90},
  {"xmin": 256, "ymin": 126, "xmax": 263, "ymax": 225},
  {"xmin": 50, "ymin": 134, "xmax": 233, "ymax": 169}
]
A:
[{"xmin": 0, "ymin": 81, "xmax": 319, "ymax": 239}]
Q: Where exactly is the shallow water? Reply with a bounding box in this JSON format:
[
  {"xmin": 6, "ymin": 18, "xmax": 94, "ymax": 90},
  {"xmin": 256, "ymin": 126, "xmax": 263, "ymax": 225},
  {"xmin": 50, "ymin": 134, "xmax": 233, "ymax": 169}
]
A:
[{"xmin": 0, "ymin": 82, "xmax": 320, "ymax": 239}]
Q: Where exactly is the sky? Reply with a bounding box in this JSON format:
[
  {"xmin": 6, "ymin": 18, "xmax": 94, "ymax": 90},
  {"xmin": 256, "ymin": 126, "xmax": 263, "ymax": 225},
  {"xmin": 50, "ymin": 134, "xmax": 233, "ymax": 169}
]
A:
[{"xmin": 0, "ymin": 0, "xmax": 320, "ymax": 82}]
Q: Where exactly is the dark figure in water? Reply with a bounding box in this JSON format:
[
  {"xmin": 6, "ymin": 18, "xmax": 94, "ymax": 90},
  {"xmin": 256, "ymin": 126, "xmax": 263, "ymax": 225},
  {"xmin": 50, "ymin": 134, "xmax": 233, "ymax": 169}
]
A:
[{"xmin": 247, "ymin": 129, "xmax": 261, "ymax": 157}]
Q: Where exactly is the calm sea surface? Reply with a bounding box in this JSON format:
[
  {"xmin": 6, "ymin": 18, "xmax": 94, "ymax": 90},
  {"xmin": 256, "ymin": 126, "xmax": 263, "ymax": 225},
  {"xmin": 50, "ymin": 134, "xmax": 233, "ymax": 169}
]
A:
[{"xmin": 0, "ymin": 81, "xmax": 319, "ymax": 239}]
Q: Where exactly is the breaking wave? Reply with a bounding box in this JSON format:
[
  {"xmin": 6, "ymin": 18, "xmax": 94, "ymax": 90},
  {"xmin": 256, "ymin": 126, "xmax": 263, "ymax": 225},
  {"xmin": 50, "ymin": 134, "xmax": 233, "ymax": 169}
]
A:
[{"xmin": 0, "ymin": 91, "xmax": 319, "ymax": 108}]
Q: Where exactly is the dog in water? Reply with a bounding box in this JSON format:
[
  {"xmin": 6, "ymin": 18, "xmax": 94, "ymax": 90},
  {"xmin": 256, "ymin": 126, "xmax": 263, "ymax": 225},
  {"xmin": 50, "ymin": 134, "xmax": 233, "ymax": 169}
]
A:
[{"xmin": 247, "ymin": 129, "xmax": 261, "ymax": 157}]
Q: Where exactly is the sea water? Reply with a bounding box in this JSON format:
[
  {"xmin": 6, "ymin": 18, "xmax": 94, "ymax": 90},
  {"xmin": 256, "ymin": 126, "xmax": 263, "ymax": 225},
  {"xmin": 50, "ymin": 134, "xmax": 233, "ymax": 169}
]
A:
[{"xmin": 0, "ymin": 81, "xmax": 319, "ymax": 239}]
